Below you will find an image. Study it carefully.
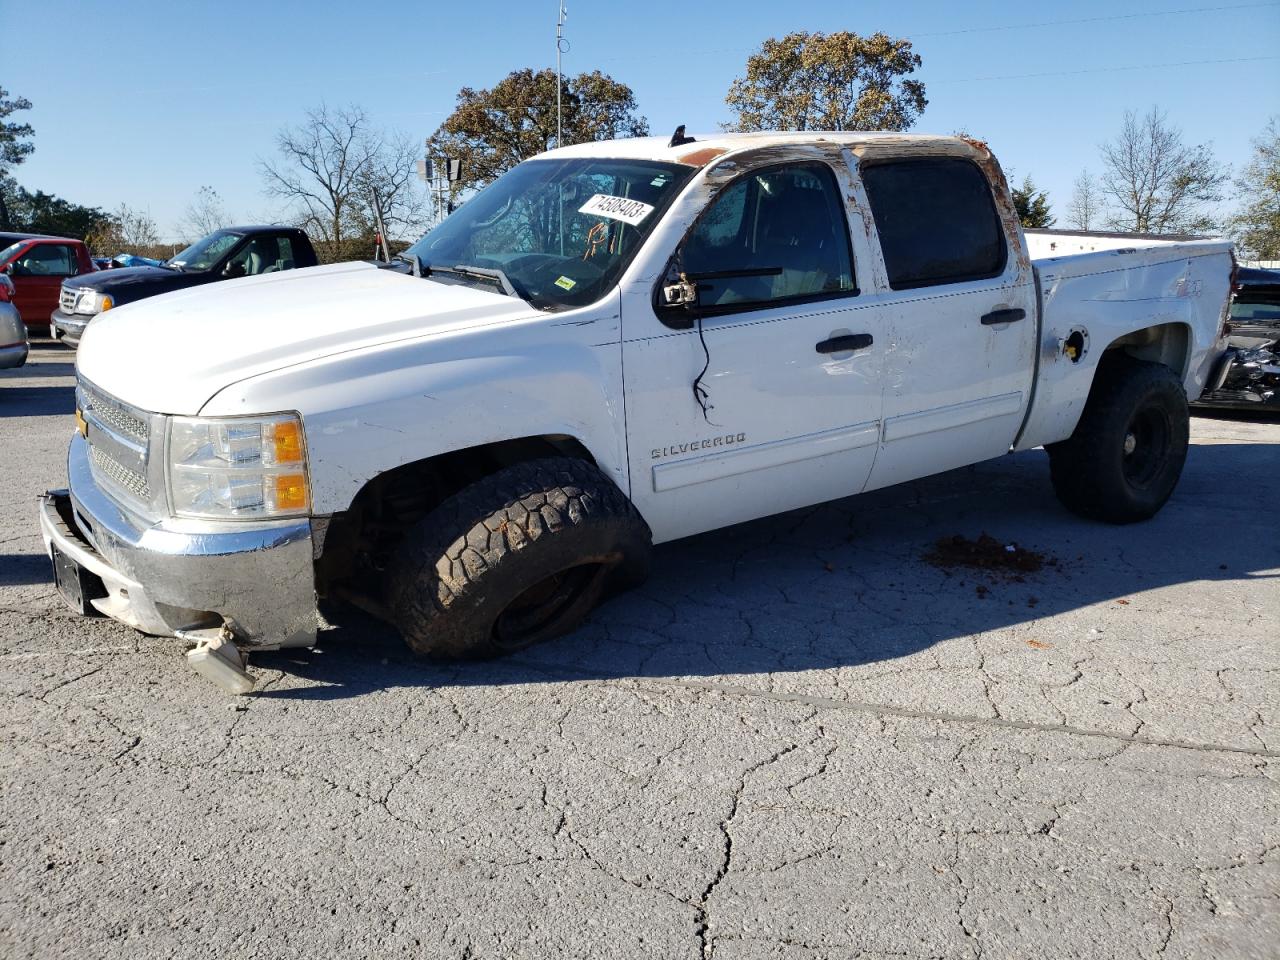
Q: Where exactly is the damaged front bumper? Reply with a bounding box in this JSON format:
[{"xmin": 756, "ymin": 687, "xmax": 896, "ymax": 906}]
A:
[{"xmin": 38, "ymin": 433, "xmax": 319, "ymax": 649}]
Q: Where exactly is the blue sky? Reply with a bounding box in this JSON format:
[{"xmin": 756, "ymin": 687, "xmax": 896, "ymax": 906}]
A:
[{"xmin": 6, "ymin": 0, "xmax": 1279, "ymax": 242}]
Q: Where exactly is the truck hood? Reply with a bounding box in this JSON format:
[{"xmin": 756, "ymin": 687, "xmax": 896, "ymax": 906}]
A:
[
  {"xmin": 71, "ymin": 264, "xmax": 209, "ymax": 304},
  {"xmin": 75, "ymin": 261, "xmax": 539, "ymax": 414}
]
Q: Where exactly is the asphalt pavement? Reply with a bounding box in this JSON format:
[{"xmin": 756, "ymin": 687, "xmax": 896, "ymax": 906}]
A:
[{"xmin": 1, "ymin": 343, "xmax": 1277, "ymax": 959}]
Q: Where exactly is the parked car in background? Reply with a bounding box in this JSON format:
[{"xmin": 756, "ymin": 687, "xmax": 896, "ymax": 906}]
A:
[
  {"xmin": 1194, "ymin": 266, "xmax": 1280, "ymax": 410},
  {"xmin": 109, "ymin": 253, "xmax": 165, "ymax": 269},
  {"xmin": 0, "ymin": 231, "xmax": 59, "ymax": 247},
  {"xmin": 0, "ymin": 236, "xmax": 96, "ymax": 335},
  {"xmin": 0, "ymin": 274, "xmax": 29, "ymax": 369},
  {"xmin": 51, "ymin": 225, "xmax": 319, "ymax": 347}
]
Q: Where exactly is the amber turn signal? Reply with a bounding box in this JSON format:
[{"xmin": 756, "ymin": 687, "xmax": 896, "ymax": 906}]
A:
[{"xmin": 272, "ymin": 419, "xmax": 305, "ymax": 464}]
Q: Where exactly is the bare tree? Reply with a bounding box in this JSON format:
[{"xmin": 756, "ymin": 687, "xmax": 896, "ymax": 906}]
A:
[
  {"xmin": 261, "ymin": 104, "xmax": 428, "ymax": 252},
  {"xmin": 353, "ymin": 130, "xmax": 429, "ymax": 240},
  {"xmin": 260, "ymin": 104, "xmax": 372, "ymax": 245},
  {"xmin": 180, "ymin": 185, "xmax": 230, "ymax": 240},
  {"xmin": 1099, "ymin": 108, "xmax": 1228, "ymax": 234},
  {"xmin": 87, "ymin": 203, "xmax": 158, "ymax": 252},
  {"xmin": 1067, "ymin": 169, "xmax": 1103, "ymax": 230},
  {"xmin": 1227, "ymin": 116, "xmax": 1280, "ymax": 261}
]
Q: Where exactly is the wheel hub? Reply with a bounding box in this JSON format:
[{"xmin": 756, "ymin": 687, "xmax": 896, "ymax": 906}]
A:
[{"xmin": 1121, "ymin": 407, "xmax": 1171, "ymax": 489}]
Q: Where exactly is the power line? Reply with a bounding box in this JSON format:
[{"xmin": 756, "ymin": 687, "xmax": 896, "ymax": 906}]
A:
[
  {"xmin": 595, "ymin": 1, "xmax": 1278, "ymax": 64},
  {"xmin": 930, "ymin": 53, "xmax": 1279, "ymax": 84},
  {"xmin": 912, "ymin": 1, "xmax": 1279, "ymax": 37}
]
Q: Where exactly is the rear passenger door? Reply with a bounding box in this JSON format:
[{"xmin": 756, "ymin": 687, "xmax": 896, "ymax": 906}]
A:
[{"xmin": 855, "ymin": 155, "xmax": 1037, "ymax": 492}]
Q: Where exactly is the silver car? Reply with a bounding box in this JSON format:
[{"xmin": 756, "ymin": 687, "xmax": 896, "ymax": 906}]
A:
[{"xmin": 0, "ymin": 274, "xmax": 29, "ymax": 369}]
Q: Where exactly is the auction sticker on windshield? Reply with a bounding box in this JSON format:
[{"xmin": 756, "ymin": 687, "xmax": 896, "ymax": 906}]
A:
[{"xmin": 578, "ymin": 194, "xmax": 655, "ymax": 226}]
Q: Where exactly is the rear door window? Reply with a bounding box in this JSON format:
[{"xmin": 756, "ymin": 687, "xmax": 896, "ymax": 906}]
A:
[{"xmin": 861, "ymin": 157, "xmax": 1006, "ymax": 290}]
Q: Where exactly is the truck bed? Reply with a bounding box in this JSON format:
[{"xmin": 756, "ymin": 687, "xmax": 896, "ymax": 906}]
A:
[{"xmin": 1013, "ymin": 237, "xmax": 1234, "ymax": 451}]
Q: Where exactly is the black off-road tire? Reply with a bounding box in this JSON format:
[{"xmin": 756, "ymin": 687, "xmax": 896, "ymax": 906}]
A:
[
  {"xmin": 1047, "ymin": 354, "xmax": 1189, "ymax": 524},
  {"xmin": 387, "ymin": 458, "xmax": 651, "ymax": 660}
]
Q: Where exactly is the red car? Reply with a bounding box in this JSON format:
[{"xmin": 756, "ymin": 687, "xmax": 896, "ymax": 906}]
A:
[{"xmin": 0, "ymin": 235, "xmax": 96, "ymax": 335}]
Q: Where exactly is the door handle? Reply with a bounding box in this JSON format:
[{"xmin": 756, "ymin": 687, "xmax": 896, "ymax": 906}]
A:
[
  {"xmin": 981, "ymin": 308, "xmax": 1026, "ymax": 325},
  {"xmin": 815, "ymin": 333, "xmax": 873, "ymax": 354}
]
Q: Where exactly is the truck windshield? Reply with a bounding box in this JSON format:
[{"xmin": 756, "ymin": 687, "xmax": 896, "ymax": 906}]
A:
[
  {"xmin": 167, "ymin": 230, "xmax": 243, "ymax": 271},
  {"xmin": 405, "ymin": 157, "xmax": 694, "ymax": 311}
]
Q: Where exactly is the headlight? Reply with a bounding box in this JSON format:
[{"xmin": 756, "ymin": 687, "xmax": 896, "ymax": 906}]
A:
[
  {"xmin": 166, "ymin": 413, "xmax": 310, "ymax": 519},
  {"xmin": 76, "ymin": 291, "xmax": 113, "ymax": 315}
]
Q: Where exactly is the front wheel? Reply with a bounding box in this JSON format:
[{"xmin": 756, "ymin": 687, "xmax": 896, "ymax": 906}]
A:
[
  {"xmin": 1047, "ymin": 355, "xmax": 1190, "ymax": 524},
  {"xmin": 387, "ymin": 458, "xmax": 651, "ymax": 659}
]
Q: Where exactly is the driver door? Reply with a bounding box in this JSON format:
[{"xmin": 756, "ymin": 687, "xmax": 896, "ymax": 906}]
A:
[{"xmin": 620, "ymin": 156, "xmax": 888, "ymax": 544}]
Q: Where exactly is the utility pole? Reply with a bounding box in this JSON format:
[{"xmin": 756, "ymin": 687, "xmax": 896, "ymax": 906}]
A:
[
  {"xmin": 556, "ymin": 2, "xmax": 568, "ymax": 148},
  {"xmin": 369, "ymin": 189, "xmax": 391, "ymax": 262}
]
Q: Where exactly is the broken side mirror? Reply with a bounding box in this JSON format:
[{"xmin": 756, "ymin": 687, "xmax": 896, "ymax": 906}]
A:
[{"xmin": 662, "ymin": 273, "xmax": 699, "ymax": 308}]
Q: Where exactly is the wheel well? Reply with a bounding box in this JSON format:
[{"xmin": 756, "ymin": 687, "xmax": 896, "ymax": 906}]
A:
[
  {"xmin": 1101, "ymin": 322, "xmax": 1191, "ymax": 379},
  {"xmin": 314, "ymin": 435, "xmax": 596, "ymax": 605}
]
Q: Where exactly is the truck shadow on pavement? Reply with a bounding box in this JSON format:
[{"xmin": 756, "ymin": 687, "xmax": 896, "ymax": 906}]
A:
[
  {"xmin": 0, "ymin": 385, "xmax": 75, "ymax": 418},
  {"xmin": 255, "ymin": 437, "xmax": 1280, "ymax": 701}
]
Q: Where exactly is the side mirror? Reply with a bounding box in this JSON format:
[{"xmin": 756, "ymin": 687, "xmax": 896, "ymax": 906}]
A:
[{"xmin": 662, "ymin": 272, "xmax": 699, "ymax": 308}]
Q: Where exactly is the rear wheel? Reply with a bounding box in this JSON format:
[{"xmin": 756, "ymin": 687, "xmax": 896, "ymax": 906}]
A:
[
  {"xmin": 387, "ymin": 458, "xmax": 651, "ymax": 659},
  {"xmin": 1047, "ymin": 355, "xmax": 1189, "ymax": 524}
]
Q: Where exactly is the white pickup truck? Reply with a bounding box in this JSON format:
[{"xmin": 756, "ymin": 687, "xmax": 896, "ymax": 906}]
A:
[{"xmin": 39, "ymin": 132, "xmax": 1233, "ymax": 692}]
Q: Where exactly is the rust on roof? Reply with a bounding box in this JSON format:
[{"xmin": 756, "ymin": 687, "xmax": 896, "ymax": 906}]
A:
[{"xmin": 676, "ymin": 147, "xmax": 728, "ymax": 167}]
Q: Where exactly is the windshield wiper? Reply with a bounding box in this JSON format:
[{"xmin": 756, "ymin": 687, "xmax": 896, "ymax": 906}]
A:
[{"xmin": 430, "ymin": 263, "xmax": 519, "ymax": 299}]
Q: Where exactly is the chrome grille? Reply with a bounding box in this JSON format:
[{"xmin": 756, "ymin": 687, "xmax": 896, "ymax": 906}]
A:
[
  {"xmin": 80, "ymin": 383, "xmax": 148, "ymax": 444},
  {"xmin": 77, "ymin": 376, "xmax": 157, "ymax": 510},
  {"xmin": 90, "ymin": 444, "xmax": 150, "ymax": 498},
  {"xmin": 60, "ymin": 286, "xmax": 80, "ymax": 313}
]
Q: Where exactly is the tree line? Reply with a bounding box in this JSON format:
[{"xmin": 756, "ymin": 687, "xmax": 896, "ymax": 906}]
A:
[{"xmin": 2, "ymin": 31, "xmax": 1278, "ymax": 261}]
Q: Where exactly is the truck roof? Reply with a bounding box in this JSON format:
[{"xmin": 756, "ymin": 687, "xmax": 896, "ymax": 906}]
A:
[
  {"xmin": 221, "ymin": 224, "xmax": 308, "ymax": 235},
  {"xmin": 541, "ymin": 131, "xmax": 984, "ymax": 165}
]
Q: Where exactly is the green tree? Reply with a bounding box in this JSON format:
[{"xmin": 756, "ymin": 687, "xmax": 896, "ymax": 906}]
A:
[
  {"xmin": 1011, "ymin": 174, "xmax": 1055, "ymax": 228},
  {"xmin": 0, "ymin": 87, "xmax": 36, "ymax": 230},
  {"xmin": 427, "ymin": 68, "xmax": 649, "ymax": 195},
  {"xmin": 1099, "ymin": 107, "xmax": 1227, "ymax": 234},
  {"xmin": 1228, "ymin": 117, "xmax": 1280, "ymax": 260},
  {"xmin": 5, "ymin": 186, "xmax": 112, "ymax": 239},
  {"xmin": 725, "ymin": 31, "xmax": 926, "ymax": 133}
]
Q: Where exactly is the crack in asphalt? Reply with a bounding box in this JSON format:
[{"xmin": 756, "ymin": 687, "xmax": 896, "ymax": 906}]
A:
[
  {"xmin": 695, "ymin": 741, "xmax": 804, "ymax": 959},
  {"xmin": 496, "ymin": 659, "xmax": 1280, "ymax": 759}
]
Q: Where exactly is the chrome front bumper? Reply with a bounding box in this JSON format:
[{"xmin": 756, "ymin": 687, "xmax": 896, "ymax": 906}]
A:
[
  {"xmin": 39, "ymin": 433, "xmax": 318, "ymax": 648},
  {"xmin": 50, "ymin": 309, "xmax": 89, "ymax": 347}
]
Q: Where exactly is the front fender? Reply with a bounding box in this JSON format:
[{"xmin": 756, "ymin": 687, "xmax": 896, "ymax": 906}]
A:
[{"xmin": 199, "ymin": 298, "xmax": 627, "ymax": 514}]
